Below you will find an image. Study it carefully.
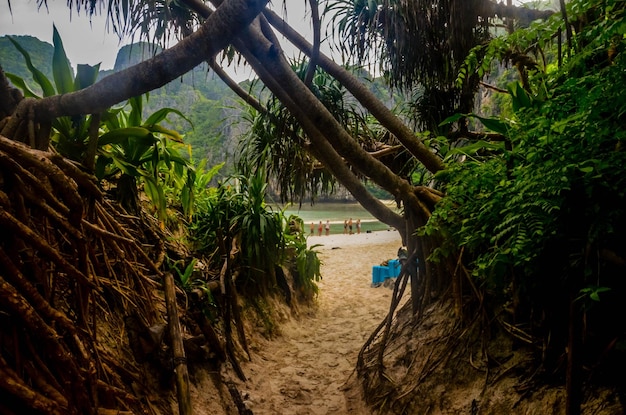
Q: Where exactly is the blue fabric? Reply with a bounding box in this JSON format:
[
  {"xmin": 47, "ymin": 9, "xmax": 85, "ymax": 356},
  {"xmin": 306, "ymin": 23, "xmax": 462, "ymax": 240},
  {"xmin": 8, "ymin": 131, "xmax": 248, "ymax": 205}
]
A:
[
  {"xmin": 372, "ymin": 265, "xmax": 389, "ymax": 284},
  {"xmin": 387, "ymin": 259, "xmax": 401, "ymax": 277}
]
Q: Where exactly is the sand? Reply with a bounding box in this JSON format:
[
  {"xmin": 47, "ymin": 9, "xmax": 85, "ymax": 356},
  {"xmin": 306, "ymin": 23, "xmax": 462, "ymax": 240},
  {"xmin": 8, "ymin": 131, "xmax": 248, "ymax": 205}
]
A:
[{"xmin": 239, "ymin": 230, "xmax": 405, "ymax": 414}]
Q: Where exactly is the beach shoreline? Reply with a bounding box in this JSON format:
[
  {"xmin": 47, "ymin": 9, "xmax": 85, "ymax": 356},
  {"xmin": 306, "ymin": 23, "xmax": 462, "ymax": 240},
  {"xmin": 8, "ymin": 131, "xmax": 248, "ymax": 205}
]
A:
[{"xmin": 307, "ymin": 228, "xmax": 403, "ymax": 249}]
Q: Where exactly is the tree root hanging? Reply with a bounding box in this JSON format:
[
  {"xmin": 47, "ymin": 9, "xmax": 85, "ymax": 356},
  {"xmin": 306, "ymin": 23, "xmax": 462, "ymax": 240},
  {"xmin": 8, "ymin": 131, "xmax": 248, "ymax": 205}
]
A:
[
  {"xmin": 217, "ymin": 232, "xmax": 250, "ymax": 382},
  {"xmin": 0, "ymin": 133, "xmax": 167, "ymax": 414},
  {"xmin": 356, "ymin": 248, "xmax": 479, "ymax": 412}
]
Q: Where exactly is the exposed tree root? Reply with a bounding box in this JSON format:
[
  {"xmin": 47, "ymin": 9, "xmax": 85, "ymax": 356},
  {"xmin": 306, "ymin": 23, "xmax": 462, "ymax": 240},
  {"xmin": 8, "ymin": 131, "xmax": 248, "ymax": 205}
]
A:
[
  {"xmin": 0, "ymin": 134, "xmax": 168, "ymax": 414},
  {"xmin": 353, "ymin": 296, "xmax": 625, "ymax": 414},
  {"xmin": 0, "ymin": 132, "xmax": 275, "ymax": 414}
]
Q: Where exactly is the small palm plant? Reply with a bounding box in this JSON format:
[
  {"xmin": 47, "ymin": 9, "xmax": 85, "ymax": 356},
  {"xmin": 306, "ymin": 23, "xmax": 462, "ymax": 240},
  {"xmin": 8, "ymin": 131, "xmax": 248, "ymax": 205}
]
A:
[
  {"xmin": 6, "ymin": 25, "xmax": 101, "ymax": 157},
  {"xmin": 7, "ymin": 28, "xmax": 196, "ymax": 222},
  {"xmin": 189, "ymin": 169, "xmax": 321, "ymax": 299},
  {"xmin": 283, "ymin": 214, "xmax": 322, "ymax": 300},
  {"xmin": 96, "ymin": 94, "xmax": 195, "ymax": 220}
]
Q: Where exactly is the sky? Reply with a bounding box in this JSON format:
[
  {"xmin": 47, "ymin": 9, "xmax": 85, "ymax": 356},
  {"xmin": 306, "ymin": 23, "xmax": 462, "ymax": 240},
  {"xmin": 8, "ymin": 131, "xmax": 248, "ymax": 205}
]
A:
[
  {"xmin": 0, "ymin": 1, "xmax": 321, "ymax": 81},
  {"xmin": 1, "ymin": 1, "xmax": 135, "ymax": 69}
]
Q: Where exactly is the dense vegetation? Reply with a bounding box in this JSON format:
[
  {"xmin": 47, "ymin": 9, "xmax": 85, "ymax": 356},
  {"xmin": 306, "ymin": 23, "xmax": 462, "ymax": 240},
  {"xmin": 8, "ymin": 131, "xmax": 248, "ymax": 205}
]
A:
[
  {"xmin": 0, "ymin": 35, "xmax": 241, "ymax": 175},
  {"xmin": 1, "ymin": 0, "xmax": 625, "ymax": 413},
  {"xmin": 441, "ymin": 0, "xmax": 626, "ymax": 384},
  {"xmin": 0, "ymin": 36, "xmax": 54, "ymax": 82},
  {"xmin": 0, "ymin": 24, "xmax": 323, "ymax": 414},
  {"xmin": 353, "ymin": 1, "xmax": 626, "ymax": 412},
  {"xmin": 0, "ymin": 35, "xmax": 400, "ymax": 188}
]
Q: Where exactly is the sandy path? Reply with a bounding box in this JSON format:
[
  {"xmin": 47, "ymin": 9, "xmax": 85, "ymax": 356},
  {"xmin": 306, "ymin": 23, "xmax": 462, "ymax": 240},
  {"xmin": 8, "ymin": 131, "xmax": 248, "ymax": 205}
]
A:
[{"xmin": 241, "ymin": 231, "xmax": 404, "ymax": 414}]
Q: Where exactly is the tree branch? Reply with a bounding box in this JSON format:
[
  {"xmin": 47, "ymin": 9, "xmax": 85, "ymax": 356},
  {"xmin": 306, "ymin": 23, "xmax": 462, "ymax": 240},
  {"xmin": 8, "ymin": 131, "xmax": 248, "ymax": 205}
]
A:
[
  {"xmin": 32, "ymin": 0, "xmax": 269, "ymax": 120},
  {"xmin": 303, "ymin": 0, "xmax": 320, "ymax": 87},
  {"xmin": 233, "ymin": 30, "xmax": 405, "ymax": 229},
  {"xmin": 479, "ymin": 81, "xmax": 508, "ymax": 94},
  {"xmin": 262, "ymin": 9, "xmax": 445, "ymax": 173},
  {"xmin": 183, "ymin": 0, "xmax": 406, "ymax": 228},
  {"xmin": 208, "ymin": 60, "xmax": 266, "ymax": 114}
]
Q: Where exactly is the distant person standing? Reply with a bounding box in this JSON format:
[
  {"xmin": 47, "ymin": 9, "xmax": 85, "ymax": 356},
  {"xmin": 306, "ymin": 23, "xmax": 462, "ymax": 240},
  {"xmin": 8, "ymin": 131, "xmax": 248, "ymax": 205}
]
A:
[
  {"xmin": 343, "ymin": 220, "xmax": 348, "ymax": 234},
  {"xmin": 310, "ymin": 222, "xmax": 315, "ymax": 235},
  {"xmin": 318, "ymin": 221, "xmax": 323, "ymax": 236},
  {"xmin": 348, "ymin": 218, "xmax": 353, "ymax": 234},
  {"xmin": 356, "ymin": 218, "xmax": 361, "ymax": 234},
  {"xmin": 325, "ymin": 220, "xmax": 330, "ymax": 236}
]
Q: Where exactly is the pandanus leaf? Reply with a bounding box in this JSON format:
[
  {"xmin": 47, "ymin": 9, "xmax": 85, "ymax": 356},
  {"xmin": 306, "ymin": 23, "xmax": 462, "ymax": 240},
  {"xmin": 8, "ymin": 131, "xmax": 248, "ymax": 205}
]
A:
[
  {"xmin": 52, "ymin": 25, "xmax": 75, "ymax": 94},
  {"xmin": 7, "ymin": 36, "xmax": 56, "ymax": 96}
]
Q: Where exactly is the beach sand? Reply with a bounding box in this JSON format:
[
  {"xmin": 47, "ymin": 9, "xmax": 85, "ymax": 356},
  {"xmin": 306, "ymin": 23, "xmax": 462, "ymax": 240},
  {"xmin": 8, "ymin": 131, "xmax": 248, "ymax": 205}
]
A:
[{"xmin": 239, "ymin": 230, "xmax": 405, "ymax": 414}]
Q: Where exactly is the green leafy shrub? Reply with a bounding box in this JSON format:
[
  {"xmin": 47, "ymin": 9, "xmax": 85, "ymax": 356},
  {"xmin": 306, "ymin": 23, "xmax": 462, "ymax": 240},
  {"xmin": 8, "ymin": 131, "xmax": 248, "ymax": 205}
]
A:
[
  {"xmin": 189, "ymin": 171, "xmax": 321, "ymax": 300},
  {"xmin": 283, "ymin": 214, "xmax": 322, "ymax": 299},
  {"xmin": 425, "ymin": 0, "xmax": 626, "ymax": 373}
]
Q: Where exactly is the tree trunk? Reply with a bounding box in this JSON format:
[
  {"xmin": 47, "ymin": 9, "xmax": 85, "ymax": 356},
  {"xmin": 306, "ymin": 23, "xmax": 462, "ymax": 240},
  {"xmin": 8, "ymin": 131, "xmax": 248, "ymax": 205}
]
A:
[
  {"xmin": 163, "ymin": 272, "xmax": 193, "ymax": 415},
  {"xmin": 262, "ymin": 9, "xmax": 445, "ymax": 173},
  {"xmin": 227, "ymin": 20, "xmax": 407, "ymax": 229},
  {"xmin": 189, "ymin": 0, "xmax": 442, "ymax": 283}
]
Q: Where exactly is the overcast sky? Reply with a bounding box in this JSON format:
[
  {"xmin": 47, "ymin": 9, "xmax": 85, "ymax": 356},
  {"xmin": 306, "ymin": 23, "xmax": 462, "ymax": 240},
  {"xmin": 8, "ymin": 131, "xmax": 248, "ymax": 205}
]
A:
[{"xmin": 0, "ymin": 1, "xmax": 321, "ymax": 81}]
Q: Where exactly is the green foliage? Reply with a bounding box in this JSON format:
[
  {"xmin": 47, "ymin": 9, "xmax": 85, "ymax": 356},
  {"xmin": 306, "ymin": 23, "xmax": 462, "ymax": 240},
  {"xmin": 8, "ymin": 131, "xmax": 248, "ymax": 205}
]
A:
[
  {"xmin": 168, "ymin": 257, "xmax": 218, "ymax": 320},
  {"xmin": 6, "ymin": 27, "xmax": 104, "ymax": 161},
  {"xmin": 432, "ymin": 56, "xmax": 626, "ymax": 282},
  {"xmin": 2, "ymin": 35, "xmax": 241, "ymax": 178},
  {"xmin": 97, "ymin": 95, "xmax": 196, "ymax": 220},
  {"xmin": 0, "ymin": 35, "xmax": 53, "ymax": 93},
  {"xmin": 189, "ymin": 171, "xmax": 321, "ymax": 299},
  {"xmin": 173, "ymin": 257, "xmax": 198, "ymax": 288},
  {"xmin": 578, "ymin": 286, "xmax": 611, "ymax": 303},
  {"xmin": 294, "ymin": 244, "xmax": 322, "ymax": 297},
  {"xmin": 236, "ymin": 64, "xmax": 344, "ymax": 204},
  {"xmin": 283, "ymin": 215, "xmax": 322, "ymax": 298},
  {"xmin": 183, "ymin": 97, "xmax": 235, "ymax": 174},
  {"xmin": 192, "ymin": 159, "xmax": 224, "ymax": 206},
  {"xmin": 189, "ymin": 171, "xmax": 281, "ymax": 292},
  {"xmin": 425, "ymin": 0, "xmax": 626, "ymax": 353},
  {"xmin": 6, "ymin": 34, "xmax": 56, "ymax": 97},
  {"xmin": 233, "ymin": 171, "xmax": 284, "ymax": 288},
  {"xmin": 237, "ymin": 61, "xmax": 410, "ymax": 203}
]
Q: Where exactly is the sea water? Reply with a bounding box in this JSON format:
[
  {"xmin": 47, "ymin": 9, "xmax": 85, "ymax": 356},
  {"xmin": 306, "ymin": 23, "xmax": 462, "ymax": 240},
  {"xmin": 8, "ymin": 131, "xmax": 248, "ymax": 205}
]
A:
[{"xmin": 275, "ymin": 201, "xmax": 397, "ymax": 234}]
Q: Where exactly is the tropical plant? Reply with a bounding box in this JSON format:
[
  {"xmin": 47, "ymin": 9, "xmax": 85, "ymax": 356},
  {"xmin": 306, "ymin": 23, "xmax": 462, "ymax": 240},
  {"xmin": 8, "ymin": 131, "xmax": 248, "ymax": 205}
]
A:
[
  {"xmin": 191, "ymin": 159, "xmax": 224, "ymax": 205},
  {"xmin": 6, "ymin": 27, "xmax": 197, "ymax": 222},
  {"xmin": 190, "ymin": 171, "xmax": 279, "ymax": 291},
  {"xmin": 236, "ymin": 70, "xmax": 337, "ymax": 203},
  {"xmin": 283, "ymin": 214, "xmax": 322, "ymax": 299},
  {"xmin": 189, "ymin": 169, "xmax": 321, "ymax": 299},
  {"xmin": 422, "ymin": 1, "xmax": 626, "ymax": 410},
  {"xmin": 169, "ymin": 256, "xmax": 219, "ymax": 317},
  {"xmin": 325, "ymin": 0, "xmax": 492, "ymax": 129},
  {"xmin": 96, "ymin": 94, "xmax": 196, "ymax": 219},
  {"xmin": 237, "ymin": 60, "xmax": 417, "ymax": 203},
  {"xmin": 3, "ymin": 0, "xmax": 620, "ymax": 413},
  {"xmin": 6, "ymin": 25, "xmax": 101, "ymax": 156}
]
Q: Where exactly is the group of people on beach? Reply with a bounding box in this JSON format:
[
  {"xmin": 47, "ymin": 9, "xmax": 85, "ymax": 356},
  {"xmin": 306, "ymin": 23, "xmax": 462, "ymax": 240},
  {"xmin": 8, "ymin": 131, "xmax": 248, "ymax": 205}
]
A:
[{"xmin": 310, "ymin": 218, "xmax": 361, "ymax": 236}]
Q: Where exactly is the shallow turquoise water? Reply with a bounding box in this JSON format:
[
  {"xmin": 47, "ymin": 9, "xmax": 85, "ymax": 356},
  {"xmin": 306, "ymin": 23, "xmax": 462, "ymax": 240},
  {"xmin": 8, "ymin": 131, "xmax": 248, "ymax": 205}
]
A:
[{"xmin": 274, "ymin": 201, "xmax": 397, "ymax": 235}]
